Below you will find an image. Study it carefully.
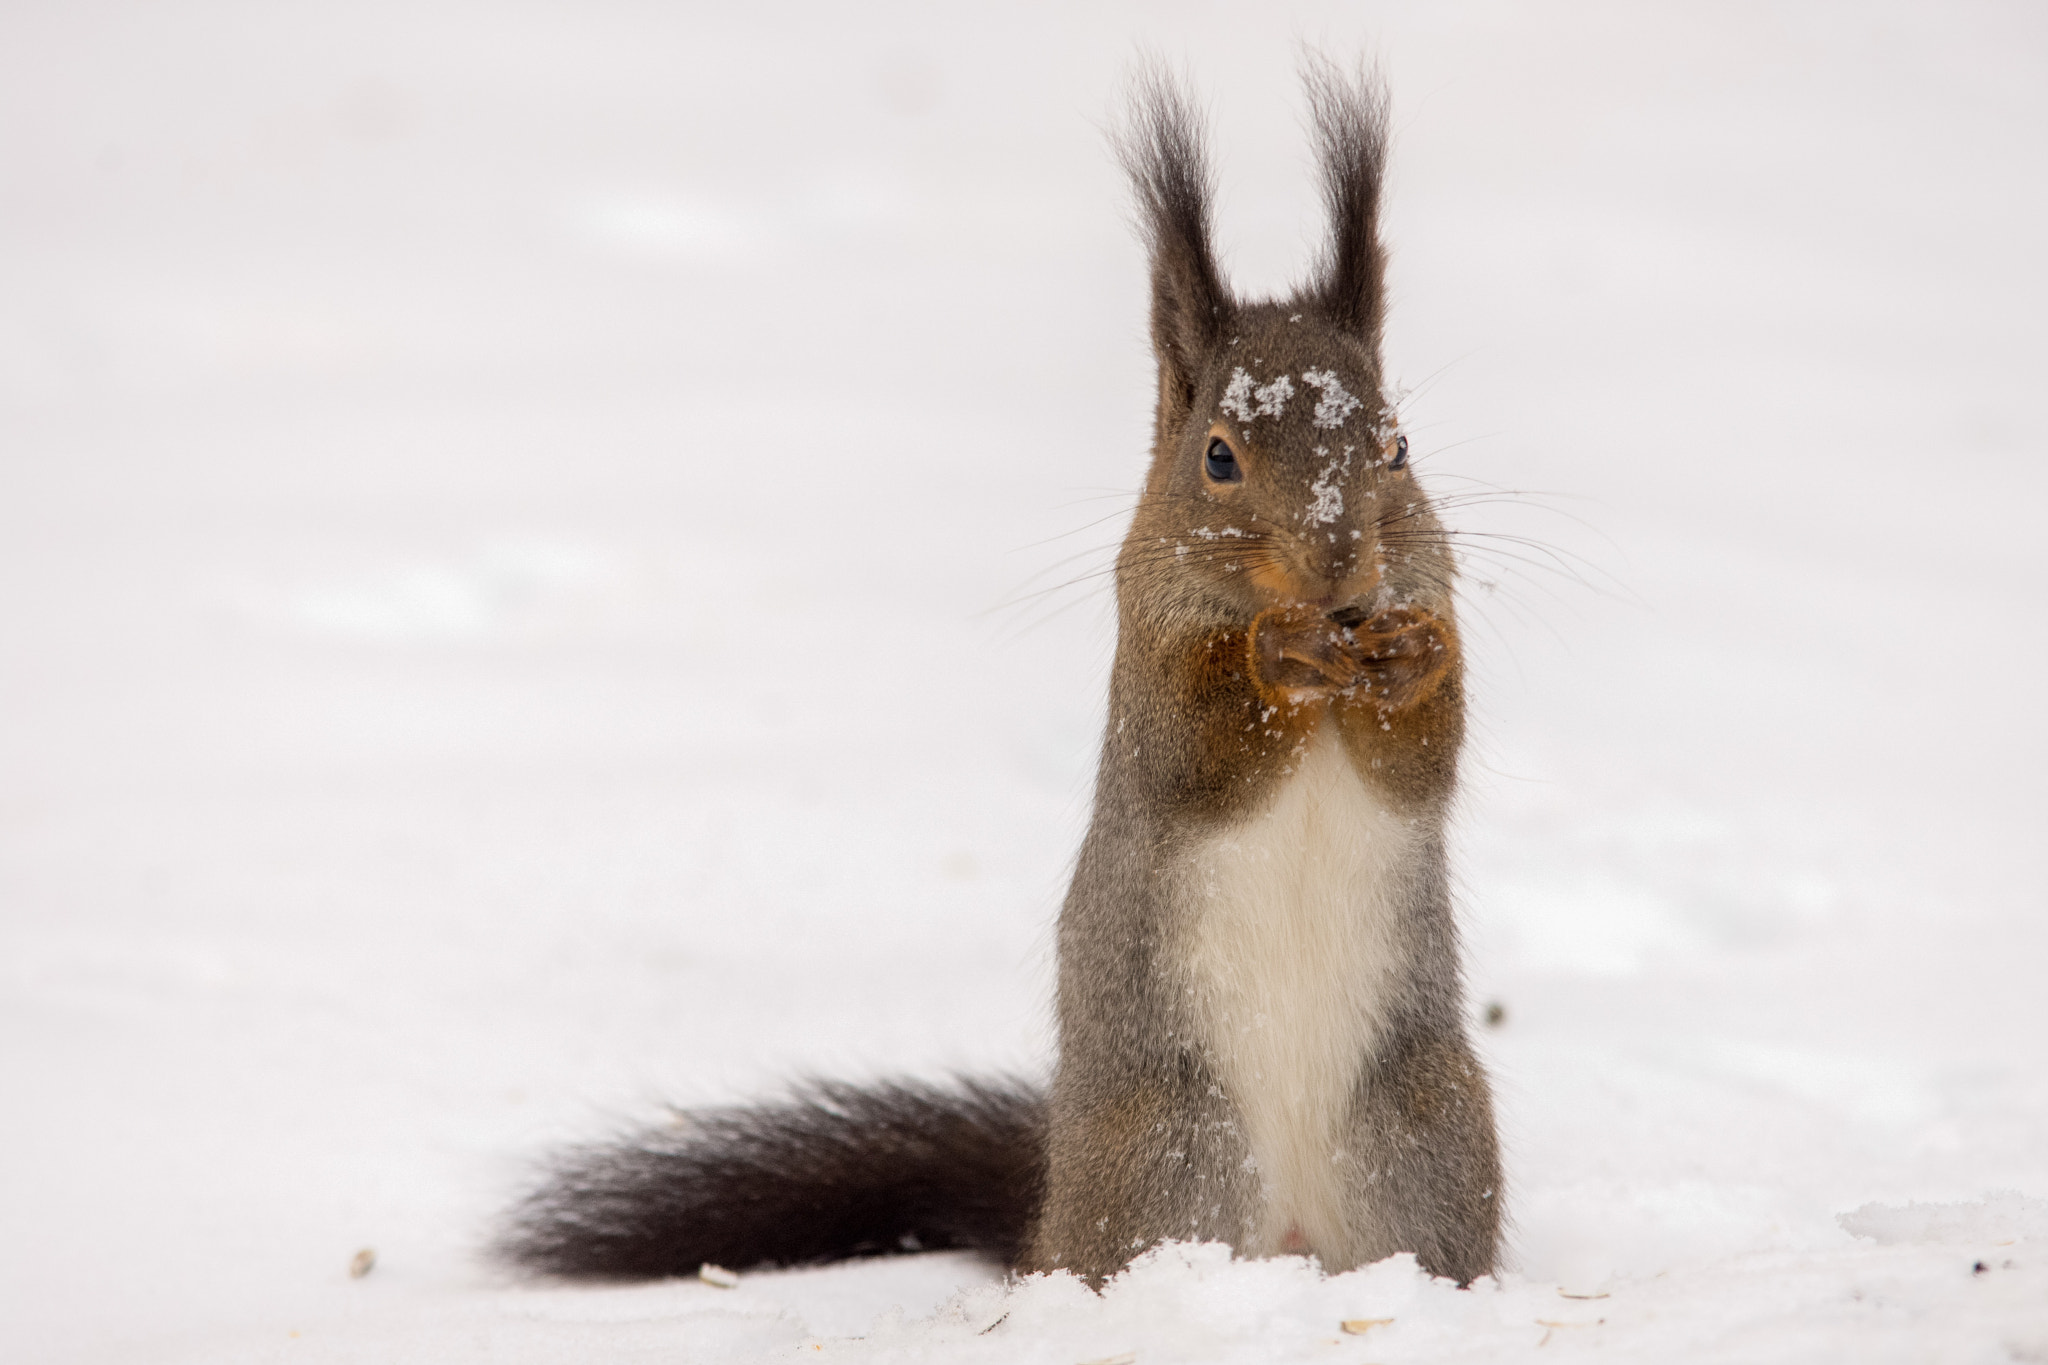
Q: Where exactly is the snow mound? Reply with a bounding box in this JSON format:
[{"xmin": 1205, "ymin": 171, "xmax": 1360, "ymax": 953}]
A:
[{"xmin": 1838, "ymin": 1192, "xmax": 2048, "ymax": 1247}]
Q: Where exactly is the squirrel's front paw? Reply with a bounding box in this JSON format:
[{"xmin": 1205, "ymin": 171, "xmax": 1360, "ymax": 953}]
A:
[
  {"xmin": 1250, "ymin": 603, "xmax": 1452, "ymax": 710},
  {"xmin": 1250, "ymin": 605, "xmax": 1364, "ymax": 705},
  {"xmin": 1340, "ymin": 603, "xmax": 1454, "ymax": 710}
]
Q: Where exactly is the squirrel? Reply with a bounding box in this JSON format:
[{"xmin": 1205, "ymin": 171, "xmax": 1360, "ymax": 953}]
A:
[{"xmin": 501, "ymin": 60, "xmax": 1502, "ymax": 1290}]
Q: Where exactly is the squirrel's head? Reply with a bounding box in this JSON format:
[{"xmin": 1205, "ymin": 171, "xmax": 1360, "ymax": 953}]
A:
[{"xmin": 1117, "ymin": 61, "xmax": 1449, "ymax": 624}]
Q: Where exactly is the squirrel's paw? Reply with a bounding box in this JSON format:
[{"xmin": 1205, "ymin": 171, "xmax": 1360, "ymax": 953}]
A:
[
  {"xmin": 1251, "ymin": 603, "xmax": 1451, "ymax": 710},
  {"xmin": 1342, "ymin": 603, "xmax": 1454, "ymax": 711},
  {"xmin": 1249, "ymin": 605, "xmax": 1360, "ymax": 705}
]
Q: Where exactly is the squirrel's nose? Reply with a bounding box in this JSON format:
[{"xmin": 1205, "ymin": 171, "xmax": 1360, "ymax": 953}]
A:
[{"xmin": 1315, "ymin": 541, "xmax": 1382, "ymax": 601}]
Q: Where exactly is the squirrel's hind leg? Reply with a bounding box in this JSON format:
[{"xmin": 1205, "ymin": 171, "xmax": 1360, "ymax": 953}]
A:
[
  {"xmin": 1332, "ymin": 1028, "xmax": 1503, "ymax": 1283},
  {"xmin": 1020, "ymin": 1063, "xmax": 1257, "ymax": 1285}
]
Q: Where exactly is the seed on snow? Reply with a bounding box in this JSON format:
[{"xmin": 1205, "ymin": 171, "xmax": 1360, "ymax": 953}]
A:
[{"xmin": 1341, "ymin": 1317, "xmax": 1394, "ymax": 1334}]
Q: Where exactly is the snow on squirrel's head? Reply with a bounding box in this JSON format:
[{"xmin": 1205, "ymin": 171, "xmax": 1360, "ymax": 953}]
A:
[{"xmin": 1114, "ymin": 58, "xmax": 1449, "ymax": 623}]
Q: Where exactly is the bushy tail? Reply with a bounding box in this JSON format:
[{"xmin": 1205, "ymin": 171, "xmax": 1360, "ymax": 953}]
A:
[{"xmin": 500, "ymin": 1076, "xmax": 1047, "ymax": 1278}]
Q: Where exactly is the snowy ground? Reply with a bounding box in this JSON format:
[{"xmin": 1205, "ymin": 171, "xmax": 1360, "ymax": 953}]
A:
[{"xmin": 4, "ymin": 2, "xmax": 2046, "ymax": 1361}]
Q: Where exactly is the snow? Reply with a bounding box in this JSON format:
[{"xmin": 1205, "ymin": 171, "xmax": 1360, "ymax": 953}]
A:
[
  {"xmin": 3, "ymin": 1, "xmax": 2046, "ymax": 1363},
  {"xmin": 1299, "ymin": 370, "xmax": 1363, "ymax": 430},
  {"xmin": 1221, "ymin": 369, "xmax": 1259, "ymax": 422},
  {"xmin": 1220, "ymin": 368, "xmax": 1296, "ymax": 423},
  {"xmin": 1304, "ymin": 447, "xmax": 1351, "ymax": 526},
  {"xmin": 1839, "ymin": 1193, "xmax": 2048, "ymax": 1248},
  {"xmin": 1255, "ymin": 375, "xmax": 1297, "ymax": 420}
]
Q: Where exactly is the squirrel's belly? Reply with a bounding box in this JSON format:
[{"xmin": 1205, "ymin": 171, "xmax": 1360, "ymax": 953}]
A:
[{"xmin": 1174, "ymin": 724, "xmax": 1418, "ymax": 1262}]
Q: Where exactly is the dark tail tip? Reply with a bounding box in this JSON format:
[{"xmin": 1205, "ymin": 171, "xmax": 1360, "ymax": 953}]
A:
[{"xmin": 499, "ymin": 1076, "xmax": 1047, "ymax": 1279}]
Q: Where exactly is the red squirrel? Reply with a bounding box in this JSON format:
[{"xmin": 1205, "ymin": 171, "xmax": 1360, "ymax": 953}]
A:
[{"xmin": 504, "ymin": 59, "xmax": 1502, "ymax": 1289}]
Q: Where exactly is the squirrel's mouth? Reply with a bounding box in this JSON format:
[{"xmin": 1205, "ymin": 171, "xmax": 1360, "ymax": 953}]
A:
[{"xmin": 1327, "ymin": 602, "xmax": 1372, "ymax": 629}]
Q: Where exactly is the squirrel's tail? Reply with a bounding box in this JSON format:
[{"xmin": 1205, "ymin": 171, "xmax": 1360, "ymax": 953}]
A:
[{"xmin": 500, "ymin": 1076, "xmax": 1046, "ymax": 1277}]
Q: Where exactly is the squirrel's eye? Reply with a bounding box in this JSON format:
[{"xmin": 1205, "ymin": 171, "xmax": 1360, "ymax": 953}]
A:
[
  {"xmin": 1389, "ymin": 433, "xmax": 1409, "ymax": 470},
  {"xmin": 1204, "ymin": 437, "xmax": 1241, "ymax": 482}
]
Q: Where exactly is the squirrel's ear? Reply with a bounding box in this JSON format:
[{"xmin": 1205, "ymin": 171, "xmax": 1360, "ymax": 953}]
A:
[
  {"xmin": 1302, "ymin": 55, "xmax": 1390, "ymax": 347},
  {"xmin": 1118, "ymin": 71, "xmax": 1231, "ymax": 430}
]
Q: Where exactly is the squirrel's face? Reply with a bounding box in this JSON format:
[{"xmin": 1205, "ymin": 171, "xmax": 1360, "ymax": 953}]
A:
[{"xmin": 1127, "ymin": 309, "xmax": 1445, "ymax": 622}]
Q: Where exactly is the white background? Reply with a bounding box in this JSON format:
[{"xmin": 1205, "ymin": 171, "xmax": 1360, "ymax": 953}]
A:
[{"xmin": 3, "ymin": 1, "xmax": 2044, "ymax": 1360}]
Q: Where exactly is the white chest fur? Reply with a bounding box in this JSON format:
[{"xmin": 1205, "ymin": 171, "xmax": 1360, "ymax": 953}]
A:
[{"xmin": 1175, "ymin": 723, "xmax": 1417, "ymax": 1260}]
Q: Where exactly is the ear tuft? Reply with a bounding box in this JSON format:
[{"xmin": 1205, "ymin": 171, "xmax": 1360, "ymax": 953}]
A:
[
  {"xmin": 1301, "ymin": 54, "xmax": 1391, "ymax": 344},
  {"xmin": 1116, "ymin": 68, "xmax": 1232, "ymax": 429}
]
